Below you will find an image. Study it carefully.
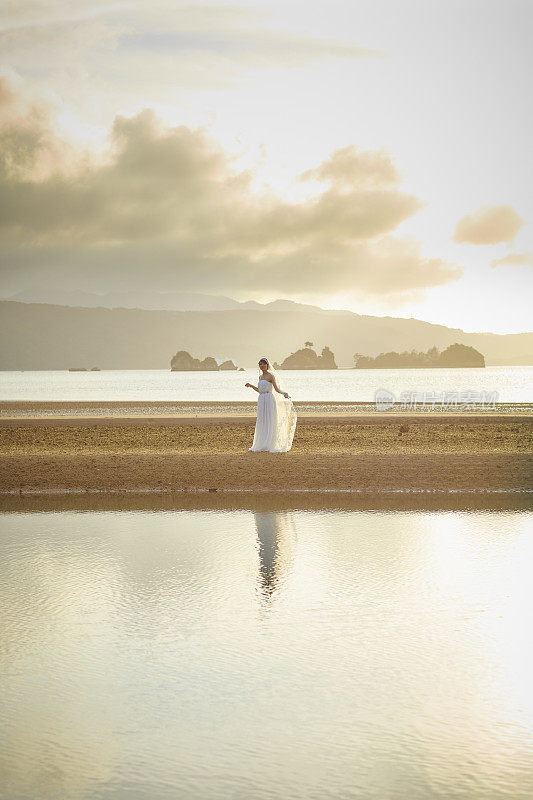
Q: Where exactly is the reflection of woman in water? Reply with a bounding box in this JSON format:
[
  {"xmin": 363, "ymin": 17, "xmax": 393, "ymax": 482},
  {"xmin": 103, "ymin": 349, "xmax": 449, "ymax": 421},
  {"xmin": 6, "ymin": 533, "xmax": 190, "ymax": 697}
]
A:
[
  {"xmin": 245, "ymin": 358, "xmax": 297, "ymax": 453},
  {"xmin": 254, "ymin": 512, "xmax": 297, "ymax": 598}
]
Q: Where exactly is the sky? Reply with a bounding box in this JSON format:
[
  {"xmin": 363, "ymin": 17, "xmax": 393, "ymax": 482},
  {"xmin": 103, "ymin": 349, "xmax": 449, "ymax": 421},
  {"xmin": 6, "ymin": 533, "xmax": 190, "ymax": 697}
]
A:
[{"xmin": 0, "ymin": 0, "xmax": 531, "ymax": 333}]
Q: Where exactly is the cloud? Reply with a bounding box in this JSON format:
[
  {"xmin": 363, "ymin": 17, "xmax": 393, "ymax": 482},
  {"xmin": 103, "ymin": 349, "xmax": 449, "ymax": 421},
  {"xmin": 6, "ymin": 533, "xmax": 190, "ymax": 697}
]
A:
[
  {"xmin": 299, "ymin": 145, "xmax": 399, "ymax": 188},
  {"xmin": 121, "ymin": 29, "xmax": 380, "ymax": 67},
  {"xmin": 491, "ymin": 252, "xmax": 533, "ymax": 268},
  {"xmin": 0, "ymin": 73, "xmax": 83, "ymax": 181},
  {"xmin": 0, "ymin": 76, "xmax": 461, "ymax": 301},
  {"xmin": 453, "ymin": 204, "xmax": 525, "ymax": 244},
  {"xmin": 0, "ymin": 2, "xmax": 380, "ymax": 94}
]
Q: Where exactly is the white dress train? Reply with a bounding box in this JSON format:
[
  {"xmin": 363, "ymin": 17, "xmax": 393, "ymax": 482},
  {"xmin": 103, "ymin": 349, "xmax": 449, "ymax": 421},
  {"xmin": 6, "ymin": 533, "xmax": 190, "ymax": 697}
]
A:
[{"xmin": 249, "ymin": 379, "xmax": 297, "ymax": 453}]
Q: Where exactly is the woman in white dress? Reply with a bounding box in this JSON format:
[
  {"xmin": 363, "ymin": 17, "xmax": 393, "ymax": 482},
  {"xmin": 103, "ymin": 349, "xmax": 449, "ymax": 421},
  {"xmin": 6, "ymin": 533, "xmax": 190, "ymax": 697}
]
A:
[{"xmin": 245, "ymin": 358, "xmax": 297, "ymax": 453}]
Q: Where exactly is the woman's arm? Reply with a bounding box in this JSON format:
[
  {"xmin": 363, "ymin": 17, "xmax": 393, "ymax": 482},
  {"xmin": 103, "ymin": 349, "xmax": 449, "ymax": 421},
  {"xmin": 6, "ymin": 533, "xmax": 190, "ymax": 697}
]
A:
[{"xmin": 245, "ymin": 382, "xmax": 260, "ymax": 393}]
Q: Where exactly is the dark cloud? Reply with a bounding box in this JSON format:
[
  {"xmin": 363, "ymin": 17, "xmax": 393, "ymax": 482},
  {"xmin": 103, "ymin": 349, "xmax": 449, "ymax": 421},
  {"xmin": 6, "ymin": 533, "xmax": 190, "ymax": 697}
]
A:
[
  {"xmin": 453, "ymin": 205, "xmax": 524, "ymax": 244},
  {"xmin": 0, "ymin": 77, "xmax": 461, "ymax": 300}
]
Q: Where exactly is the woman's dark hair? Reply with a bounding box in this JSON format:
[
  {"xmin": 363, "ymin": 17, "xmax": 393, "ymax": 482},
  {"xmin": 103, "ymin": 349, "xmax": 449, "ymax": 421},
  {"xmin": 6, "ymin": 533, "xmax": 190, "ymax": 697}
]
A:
[{"xmin": 258, "ymin": 358, "xmax": 269, "ymax": 365}]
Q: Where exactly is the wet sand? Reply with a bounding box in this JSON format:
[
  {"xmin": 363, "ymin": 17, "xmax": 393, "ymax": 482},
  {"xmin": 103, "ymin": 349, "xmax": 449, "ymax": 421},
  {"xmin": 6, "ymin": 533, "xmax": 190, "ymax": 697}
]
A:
[
  {"xmin": 0, "ymin": 413, "xmax": 531, "ymax": 495},
  {"xmin": 2, "ymin": 400, "xmax": 532, "ymax": 417}
]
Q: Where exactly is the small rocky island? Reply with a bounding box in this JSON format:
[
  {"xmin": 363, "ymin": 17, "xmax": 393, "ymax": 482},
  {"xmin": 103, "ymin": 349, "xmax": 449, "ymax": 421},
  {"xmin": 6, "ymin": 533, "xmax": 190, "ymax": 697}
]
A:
[
  {"xmin": 274, "ymin": 343, "xmax": 337, "ymax": 370},
  {"xmin": 354, "ymin": 343, "xmax": 485, "ymax": 369},
  {"xmin": 170, "ymin": 350, "xmax": 238, "ymax": 371}
]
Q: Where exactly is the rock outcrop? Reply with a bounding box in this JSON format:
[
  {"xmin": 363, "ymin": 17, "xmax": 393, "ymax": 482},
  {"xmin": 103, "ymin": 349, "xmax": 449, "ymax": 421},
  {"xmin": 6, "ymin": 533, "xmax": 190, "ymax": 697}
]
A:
[
  {"xmin": 354, "ymin": 343, "xmax": 485, "ymax": 368},
  {"xmin": 437, "ymin": 343, "xmax": 485, "ymax": 368},
  {"xmin": 170, "ymin": 350, "xmax": 237, "ymax": 371},
  {"xmin": 276, "ymin": 345, "xmax": 337, "ymax": 369}
]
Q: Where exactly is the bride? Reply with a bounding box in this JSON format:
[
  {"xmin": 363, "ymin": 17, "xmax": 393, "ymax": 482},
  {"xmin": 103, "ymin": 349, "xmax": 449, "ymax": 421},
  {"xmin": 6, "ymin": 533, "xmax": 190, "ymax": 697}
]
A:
[{"xmin": 245, "ymin": 358, "xmax": 297, "ymax": 453}]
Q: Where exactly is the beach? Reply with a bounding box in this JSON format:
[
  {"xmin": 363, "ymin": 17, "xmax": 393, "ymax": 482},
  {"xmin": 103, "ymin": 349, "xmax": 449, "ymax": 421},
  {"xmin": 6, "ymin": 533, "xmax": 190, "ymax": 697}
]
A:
[{"xmin": 1, "ymin": 407, "xmax": 531, "ymax": 494}]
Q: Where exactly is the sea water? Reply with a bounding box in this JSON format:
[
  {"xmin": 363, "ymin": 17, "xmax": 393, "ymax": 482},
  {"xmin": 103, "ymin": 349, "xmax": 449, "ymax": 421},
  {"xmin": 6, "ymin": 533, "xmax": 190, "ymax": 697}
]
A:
[
  {"xmin": 1, "ymin": 500, "xmax": 532, "ymax": 799},
  {"xmin": 0, "ymin": 365, "xmax": 532, "ymax": 404}
]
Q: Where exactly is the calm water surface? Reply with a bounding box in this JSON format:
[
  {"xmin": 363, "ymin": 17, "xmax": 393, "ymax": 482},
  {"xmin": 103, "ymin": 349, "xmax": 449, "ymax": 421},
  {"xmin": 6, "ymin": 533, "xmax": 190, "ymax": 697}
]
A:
[
  {"xmin": 1, "ymin": 503, "xmax": 532, "ymax": 799},
  {"xmin": 1, "ymin": 366, "xmax": 532, "ymax": 402}
]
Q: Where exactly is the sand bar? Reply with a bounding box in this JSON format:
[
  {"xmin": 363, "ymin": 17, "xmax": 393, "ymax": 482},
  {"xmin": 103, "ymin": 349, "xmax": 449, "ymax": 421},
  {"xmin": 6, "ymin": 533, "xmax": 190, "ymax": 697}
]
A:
[{"xmin": 0, "ymin": 414, "xmax": 531, "ymax": 495}]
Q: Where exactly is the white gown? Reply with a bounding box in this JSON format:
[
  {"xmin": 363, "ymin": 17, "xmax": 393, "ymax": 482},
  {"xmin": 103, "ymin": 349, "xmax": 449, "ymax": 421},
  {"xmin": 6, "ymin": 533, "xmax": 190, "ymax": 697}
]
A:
[{"xmin": 249, "ymin": 379, "xmax": 297, "ymax": 453}]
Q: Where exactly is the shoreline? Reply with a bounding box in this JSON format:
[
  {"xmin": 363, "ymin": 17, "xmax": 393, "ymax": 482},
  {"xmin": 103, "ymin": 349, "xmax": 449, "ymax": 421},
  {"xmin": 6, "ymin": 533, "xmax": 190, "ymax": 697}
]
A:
[
  {"xmin": 1, "ymin": 400, "xmax": 532, "ymax": 418},
  {"xmin": 2, "ymin": 489, "xmax": 531, "ymax": 515}
]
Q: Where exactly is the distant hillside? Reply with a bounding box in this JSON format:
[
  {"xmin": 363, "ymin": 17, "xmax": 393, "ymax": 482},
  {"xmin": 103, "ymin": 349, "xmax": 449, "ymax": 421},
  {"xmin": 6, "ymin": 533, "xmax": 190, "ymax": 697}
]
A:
[
  {"xmin": 0, "ymin": 301, "xmax": 531, "ymax": 370},
  {"xmin": 2, "ymin": 288, "xmax": 327, "ymax": 314}
]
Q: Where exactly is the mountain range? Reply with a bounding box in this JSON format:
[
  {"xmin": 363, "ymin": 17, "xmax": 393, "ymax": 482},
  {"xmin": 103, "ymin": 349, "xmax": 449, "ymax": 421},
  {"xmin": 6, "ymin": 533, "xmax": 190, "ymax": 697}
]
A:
[
  {"xmin": 1, "ymin": 294, "xmax": 531, "ymax": 369},
  {"xmin": 4, "ymin": 288, "xmax": 326, "ymax": 314}
]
